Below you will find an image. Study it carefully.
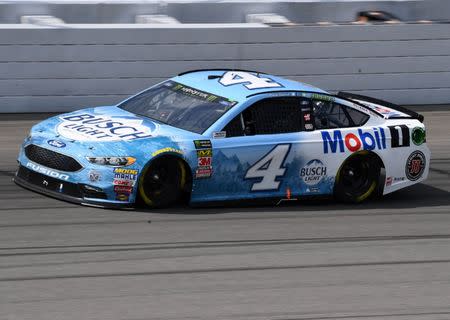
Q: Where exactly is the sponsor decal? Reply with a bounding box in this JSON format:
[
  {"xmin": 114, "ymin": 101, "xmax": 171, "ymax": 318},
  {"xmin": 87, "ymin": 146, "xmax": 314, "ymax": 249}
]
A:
[
  {"xmin": 26, "ymin": 162, "xmax": 69, "ymax": 181},
  {"xmin": 57, "ymin": 114, "xmax": 155, "ymax": 142},
  {"xmin": 195, "ymin": 166, "xmax": 212, "ymax": 179},
  {"xmin": 194, "ymin": 140, "xmax": 212, "ymax": 149},
  {"xmin": 151, "ymin": 147, "xmax": 183, "ymax": 157},
  {"xmin": 394, "ymin": 177, "xmax": 405, "ymax": 182},
  {"xmin": 114, "ymin": 168, "xmax": 138, "ymax": 181},
  {"xmin": 213, "ymin": 131, "xmax": 226, "ymax": 139},
  {"xmin": 405, "ymin": 151, "xmax": 426, "ymax": 181},
  {"xmin": 311, "ymin": 93, "xmax": 334, "ymax": 102},
  {"xmin": 388, "ymin": 125, "xmax": 410, "ymax": 148},
  {"xmin": 321, "ymin": 128, "xmax": 386, "ymax": 154},
  {"xmin": 412, "ymin": 127, "xmax": 426, "ymax": 146},
  {"xmin": 113, "ymin": 179, "xmax": 134, "ymax": 187},
  {"xmin": 197, "ymin": 149, "xmax": 212, "ymax": 157},
  {"xmin": 300, "ymin": 159, "xmax": 327, "ymax": 186},
  {"xmin": 47, "ymin": 139, "xmax": 66, "ymax": 148},
  {"xmin": 301, "ymin": 107, "xmax": 314, "ymax": 131},
  {"xmin": 114, "ymin": 185, "xmax": 133, "ymax": 194},
  {"xmin": 116, "ymin": 193, "xmax": 129, "ymax": 201},
  {"xmin": 385, "ymin": 176, "xmax": 393, "ymax": 186},
  {"xmin": 88, "ymin": 170, "xmax": 101, "ymax": 182},
  {"xmin": 198, "ymin": 157, "xmax": 212, "ymax": 167}
]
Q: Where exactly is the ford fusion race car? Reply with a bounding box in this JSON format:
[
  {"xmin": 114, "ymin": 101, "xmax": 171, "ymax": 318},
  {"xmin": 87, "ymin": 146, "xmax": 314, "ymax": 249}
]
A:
[{"xmin": 15, "ymin": 69, "xmax": 430, "ymax": 209}]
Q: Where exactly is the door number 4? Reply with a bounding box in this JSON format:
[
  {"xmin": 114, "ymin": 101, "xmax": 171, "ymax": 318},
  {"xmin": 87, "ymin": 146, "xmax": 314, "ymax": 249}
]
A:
[{"xmin": 245, "ymin": 144, "xmax": 291, "ymax": 191}]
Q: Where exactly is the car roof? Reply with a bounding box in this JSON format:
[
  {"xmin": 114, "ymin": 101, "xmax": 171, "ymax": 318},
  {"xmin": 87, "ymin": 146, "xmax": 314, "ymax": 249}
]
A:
[{"xmin": 172, "ymin": 69, "xmax": 328, "ymax": 102}]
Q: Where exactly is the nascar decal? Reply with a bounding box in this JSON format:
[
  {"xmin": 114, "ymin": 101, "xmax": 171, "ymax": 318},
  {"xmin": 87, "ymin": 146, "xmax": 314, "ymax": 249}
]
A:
[
  {"xmin": 57, "ymin": 114, "xmax": 156, "ymax": 142},
  {"xmin": 322, "ymin": 128, "xmax": 386, "ymax": 153},
  {"xmin": 405, "ymin": 151, "xmax": 426, "ymax": 181},
  {"xmin": 219, "ymin": 71, "xmax": 282, "ymax": 90}
]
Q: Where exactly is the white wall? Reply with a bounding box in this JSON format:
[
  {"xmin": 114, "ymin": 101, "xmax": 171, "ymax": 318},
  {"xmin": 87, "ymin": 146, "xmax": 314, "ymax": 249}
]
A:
[{"xmin": 1, "ymin": 23, "xmax": 450, "ymax": 113}]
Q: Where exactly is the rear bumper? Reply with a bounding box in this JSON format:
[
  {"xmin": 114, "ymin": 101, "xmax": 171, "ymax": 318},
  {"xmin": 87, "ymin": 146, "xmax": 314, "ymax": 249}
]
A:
[{"xmin": 14, "ymin": 165, "xmax": 134, "ymax": 210}]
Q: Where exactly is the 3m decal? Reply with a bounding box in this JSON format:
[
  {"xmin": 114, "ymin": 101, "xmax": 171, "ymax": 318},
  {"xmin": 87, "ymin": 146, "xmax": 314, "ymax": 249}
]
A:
[
  {"xmin": 300, "ymin": 159, "xmax": 327, "ymax": 186},
  {"xmin": 388, "ymin": 125, "xmax": 410, "ymax": 148},
  {"xmin": 245, "ymin": 144, "xmax": 290, "ymax": 191},
  {"xmin": 57, "ymin": 114, "xmax": 155, "ymax": 142},
  {"xmin": 219, "ymin": 71, "xmax": 282, "ymax": 90},
  {"xmin": 198, "ymin": 157, "xmax": 212, "ymax": 167},
  {"xmin": 194, "ymin": 140, "xmax": 212, "ymax": 149},
  {"xmin": 405, "ymin": 151, "xmax": 426, "ymax": 181},
  {"xmin": 321, "ymin": 128, "xmax": 386, "ymax": 154}
]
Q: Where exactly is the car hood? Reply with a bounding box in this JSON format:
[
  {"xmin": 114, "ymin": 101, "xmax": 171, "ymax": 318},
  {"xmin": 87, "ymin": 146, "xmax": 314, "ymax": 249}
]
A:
[{"xmin": 30, "ymin": 106, "xmax": 202, "ymax": 157}]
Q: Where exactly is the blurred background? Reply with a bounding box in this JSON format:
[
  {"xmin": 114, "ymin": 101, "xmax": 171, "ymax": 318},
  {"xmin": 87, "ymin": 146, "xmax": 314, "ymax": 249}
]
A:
[{"xmin": 1, "ymin": 0, "xmax": 449, "ymax": 113}]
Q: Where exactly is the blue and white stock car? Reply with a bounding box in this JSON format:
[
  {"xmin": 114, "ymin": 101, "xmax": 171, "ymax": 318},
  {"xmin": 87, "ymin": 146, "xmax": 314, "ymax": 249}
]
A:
[{"xmin": 15, "ymin": 69, "xmax": 430, "ymax": 209}]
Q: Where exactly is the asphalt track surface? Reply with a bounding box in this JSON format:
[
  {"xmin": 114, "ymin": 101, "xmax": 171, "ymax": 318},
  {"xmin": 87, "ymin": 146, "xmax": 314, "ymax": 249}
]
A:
[{"xmin": 0, "ymin": 111, "xmax": 449, "ymax": 320}]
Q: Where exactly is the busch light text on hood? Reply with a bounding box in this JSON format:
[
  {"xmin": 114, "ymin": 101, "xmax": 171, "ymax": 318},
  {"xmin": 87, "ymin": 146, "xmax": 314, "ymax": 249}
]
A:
[
  {"xmin": 58, "ymin": 114, "xmax": 154, "ymax": 142},
  {"xmin": 322, "ymin": 128, "xmax": 386, "ymax": 153}
]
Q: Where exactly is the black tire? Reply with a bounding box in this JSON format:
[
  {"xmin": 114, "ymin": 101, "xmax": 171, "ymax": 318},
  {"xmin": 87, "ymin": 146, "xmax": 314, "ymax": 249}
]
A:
[
  {"xmin": 334, "ymin": 153, "xmax": 381, "ymax": 203},
  {"xmin": 138, "ymin": 157, "xmax": 186, "ymax": 208}
]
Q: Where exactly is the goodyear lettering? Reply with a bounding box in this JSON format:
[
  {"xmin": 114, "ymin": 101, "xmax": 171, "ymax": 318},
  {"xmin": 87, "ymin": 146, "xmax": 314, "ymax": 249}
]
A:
[
  {"xmin": 322, "ymin": 128, "xmax": 386, "ymax": 153},
  {"xmin": 152, "ymin": 147, "xmax": 183, "ymax": 157}
]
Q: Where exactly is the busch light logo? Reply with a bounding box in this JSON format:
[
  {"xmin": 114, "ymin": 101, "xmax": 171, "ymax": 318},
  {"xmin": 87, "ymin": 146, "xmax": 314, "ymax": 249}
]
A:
[
  {"xmin": 57, "ymin": 113, "xmax": 156, "ymax": 142},
  {"xmin": 47, "ymin": 139, "xmax": 66, "ymax": 148},
  {"xmin": 321, "ymin": 128, "xmax": 386, "ymax": 153},
  {"xmin": 300, "ymin": 159, "xmax": 327, "ymax": 186}
]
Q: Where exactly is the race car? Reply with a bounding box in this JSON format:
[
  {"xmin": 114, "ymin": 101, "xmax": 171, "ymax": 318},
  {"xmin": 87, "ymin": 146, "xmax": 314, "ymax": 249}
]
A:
[{"xmin": 14, "ymin": 69, "xmax": 430, "ymax": 209}]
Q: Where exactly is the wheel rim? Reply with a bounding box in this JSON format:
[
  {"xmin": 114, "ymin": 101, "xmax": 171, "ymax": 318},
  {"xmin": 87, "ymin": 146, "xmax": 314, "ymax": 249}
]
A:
[
  {"xmin": 138, "ymin": 158, "xmax": 186, "ymax": 207},
  {"xmin": 339, "ymin": 156, "xmax": 377, "ymax": 201}
]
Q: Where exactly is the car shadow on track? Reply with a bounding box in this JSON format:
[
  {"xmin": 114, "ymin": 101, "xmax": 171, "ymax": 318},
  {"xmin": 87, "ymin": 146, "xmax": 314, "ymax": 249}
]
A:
[{"xmin": 137, "ymin": 183, "xmax": 450, "ymax": 215}]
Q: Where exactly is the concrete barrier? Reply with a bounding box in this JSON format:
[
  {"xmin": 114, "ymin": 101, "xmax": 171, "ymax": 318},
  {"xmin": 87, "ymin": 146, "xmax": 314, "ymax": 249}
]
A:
[{"xmin": 1, "ymin": 23, "xmax": 450, "ymax": 113}]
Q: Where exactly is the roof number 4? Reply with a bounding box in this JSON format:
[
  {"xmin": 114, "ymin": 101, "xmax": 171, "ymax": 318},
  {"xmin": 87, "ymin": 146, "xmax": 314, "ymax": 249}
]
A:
[{"xmin": 219, "ymin": 71, "xmax": 282, "ymax": 90}]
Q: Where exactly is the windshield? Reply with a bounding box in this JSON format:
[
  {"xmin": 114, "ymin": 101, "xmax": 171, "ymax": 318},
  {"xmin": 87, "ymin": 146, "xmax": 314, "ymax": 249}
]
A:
[{"xmin": 118, "ymin": 81, "xmax": 236, "ymax": 134}]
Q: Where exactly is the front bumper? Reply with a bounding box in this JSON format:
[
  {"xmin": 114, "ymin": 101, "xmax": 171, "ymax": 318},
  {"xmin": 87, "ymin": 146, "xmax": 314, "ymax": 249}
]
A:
[{"xmin": 14, "ymin": 165, "xmax": 134, "ymax": 210}]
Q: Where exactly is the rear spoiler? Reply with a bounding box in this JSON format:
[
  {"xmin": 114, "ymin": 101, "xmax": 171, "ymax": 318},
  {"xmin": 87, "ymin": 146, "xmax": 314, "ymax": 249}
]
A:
[{"xmin": 337, "ymin": 91, "xmax": 424, "ymax": 123}]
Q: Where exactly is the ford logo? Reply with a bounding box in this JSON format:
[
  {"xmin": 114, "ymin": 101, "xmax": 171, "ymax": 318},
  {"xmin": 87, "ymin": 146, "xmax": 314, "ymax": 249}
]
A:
[{"xmin": 47, "ymin": 139, "xmax": 66, "ymax": 148}]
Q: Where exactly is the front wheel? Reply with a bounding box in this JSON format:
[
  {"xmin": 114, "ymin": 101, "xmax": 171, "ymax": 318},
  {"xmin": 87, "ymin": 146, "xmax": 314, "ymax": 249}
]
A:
[
  {"xmin": 138, "ymin": 157, "xmax": 186, "ymax": 208},
  {"xmin": 334, "ymin": 153, "xmax": 380, "ymax": 203}
]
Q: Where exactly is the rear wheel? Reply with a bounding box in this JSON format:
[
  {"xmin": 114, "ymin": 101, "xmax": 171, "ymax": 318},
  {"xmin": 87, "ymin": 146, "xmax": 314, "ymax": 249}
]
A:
[
  {"xmin": 334, "ymin": 153, "xmax": 380, "ymax": 203},
  {"xmin": 138, "ymin": 157, "xmax": 186, "ymax": 208}
]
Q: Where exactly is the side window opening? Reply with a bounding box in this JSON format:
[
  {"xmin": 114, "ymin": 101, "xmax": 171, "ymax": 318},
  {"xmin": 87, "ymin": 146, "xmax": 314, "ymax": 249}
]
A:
[
  {"xmin": 223, "ymin": 97, "xmax": 305, "ymax": 137},
  {"xmin": 313, "ymin": 100, "xmax": 369, "ymax": 129}
]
